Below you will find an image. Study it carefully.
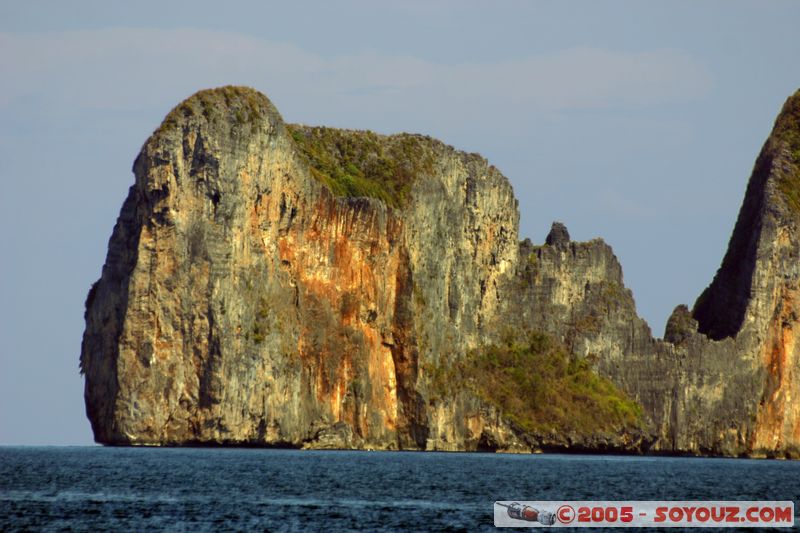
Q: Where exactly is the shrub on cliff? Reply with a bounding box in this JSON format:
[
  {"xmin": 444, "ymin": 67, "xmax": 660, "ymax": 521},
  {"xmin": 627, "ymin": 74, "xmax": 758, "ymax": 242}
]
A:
[
  {"xmin": 427, "ymin": 332, "xmax": 644, "ymax": 436},
  {"xmin": 287, "ymin": 124, "xmax": 436, "ymax": 208}
]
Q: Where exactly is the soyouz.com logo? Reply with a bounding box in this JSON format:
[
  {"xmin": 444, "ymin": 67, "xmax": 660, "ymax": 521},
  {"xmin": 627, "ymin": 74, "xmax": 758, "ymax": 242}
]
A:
[{"xmin": 493, "ymin": 501, "xmax": 795, "ymax": 528}]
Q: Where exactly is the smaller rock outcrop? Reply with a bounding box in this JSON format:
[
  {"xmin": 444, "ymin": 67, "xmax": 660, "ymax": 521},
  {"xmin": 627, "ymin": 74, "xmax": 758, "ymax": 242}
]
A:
[
  {"xmin": 664, "ymin": 305, "xmax": 699, "ymax": 345},
  {"xmin": 545, "ymin": 221, "xmax": 571, "ymax": 247}
]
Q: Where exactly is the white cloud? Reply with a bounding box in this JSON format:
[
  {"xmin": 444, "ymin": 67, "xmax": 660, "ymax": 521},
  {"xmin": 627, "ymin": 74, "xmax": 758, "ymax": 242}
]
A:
[{"xmin": 0, "ymin": 28, "xmax": 712, "ymax": 125}]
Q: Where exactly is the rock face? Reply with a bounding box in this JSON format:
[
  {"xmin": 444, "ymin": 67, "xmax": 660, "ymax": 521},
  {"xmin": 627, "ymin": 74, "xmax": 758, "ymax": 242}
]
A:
[
  {"xmin": 688, "ymin": 91, "xmax": 800, "ymax": 457},
  {"xmin": 495, "ymin": 91, "xmax": 800, "ymax": 458},
  {"xmin": 82, "ymin": 87, "xmax": 520, "ymax": 449},
  {"xmin": 82, "ymin": 86, "xmax": 800, "ymax": 457}
]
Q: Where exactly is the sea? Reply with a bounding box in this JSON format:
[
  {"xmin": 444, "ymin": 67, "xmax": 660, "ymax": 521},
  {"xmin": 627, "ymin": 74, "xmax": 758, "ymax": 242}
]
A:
[{"xmin": 1, "ymin": 447, "xmax": 798, "ymax": 531}]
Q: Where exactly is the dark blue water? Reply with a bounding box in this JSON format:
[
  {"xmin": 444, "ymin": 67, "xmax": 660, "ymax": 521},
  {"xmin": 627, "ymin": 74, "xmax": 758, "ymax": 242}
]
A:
[{"xmin": 1, "ymin": 447, "xmax": 798, "ymax": 532}]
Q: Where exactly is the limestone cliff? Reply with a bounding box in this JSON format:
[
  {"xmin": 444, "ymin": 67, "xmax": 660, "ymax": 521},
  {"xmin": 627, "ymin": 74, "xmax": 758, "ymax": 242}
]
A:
[
  {"xmin": 82, "ymin": 87, "xmax": 526, "ymax": 449},
  {"xmin": 688, "ymin": 91, "xmax": 800, "ymax": 457},
  {"xmin": 494, "ymin": 91, "xmax": 800, "ymax": 458},
  {"xmin": 82, "ymin": 86, "xmax": 800, "ymax": 457},
  {"xmin": 501, "ymin": 226, "xmax": 758, "ymax": 457}
]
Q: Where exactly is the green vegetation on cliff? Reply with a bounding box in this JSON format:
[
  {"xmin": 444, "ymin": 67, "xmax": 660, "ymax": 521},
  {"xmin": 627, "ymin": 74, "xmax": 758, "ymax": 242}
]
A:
[
  {"xmin": 287, "ymin": 125, "xmax": 436, "ymax": 208},
  {"xmin": 155, "ymin": 87, "xmax": 455, "ymax": 210},
  {"xmin": 427, "ymin": 332, "xmax": 644, "ymax": 436},
  {"xmin": 156, "ymin": 86, "xmax": 273, "ymax": 136},
  {"xmin": 773, "ymin": 90, "xmax": 800, "ymax": 213}
]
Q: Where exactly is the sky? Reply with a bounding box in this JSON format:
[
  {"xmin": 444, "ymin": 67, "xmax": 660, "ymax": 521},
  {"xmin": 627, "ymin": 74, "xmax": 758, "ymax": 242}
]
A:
[{"xmin": 1, "ymin": 1, "xmax": 799, "ymax": 445}]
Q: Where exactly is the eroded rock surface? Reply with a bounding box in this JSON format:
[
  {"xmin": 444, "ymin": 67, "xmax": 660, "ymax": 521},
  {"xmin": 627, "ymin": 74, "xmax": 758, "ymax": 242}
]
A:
[
  {"xmin": 82, "ymin": 86, "xmax": 800, "ymax": 457},
  {"xmin": 82, "ymin": 87, "xmax": 520, "ymax": 449}
]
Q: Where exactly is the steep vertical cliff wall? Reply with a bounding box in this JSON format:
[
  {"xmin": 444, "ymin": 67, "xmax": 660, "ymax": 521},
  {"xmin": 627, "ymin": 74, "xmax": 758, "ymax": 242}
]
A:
[
  {"xmin": 81, "ymin": 87, "xmax": 523, "ymax": 449},
  {"xmin": 689, "ymin": 91, "xmax": 800, "ymax": 457},
  {"xmin": 82, "ymin": 86, "xmax": 800, "ymax": 457}
]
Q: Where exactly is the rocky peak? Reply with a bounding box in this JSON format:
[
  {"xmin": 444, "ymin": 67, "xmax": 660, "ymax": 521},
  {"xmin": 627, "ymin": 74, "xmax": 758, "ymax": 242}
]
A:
[
  {"xmin": 664, "ymin": 304, "xmax": 698, "ymax": 345},
  {"xmin": 686, "ymin": 89, "xmax": 800, "ymax": 457},
  {"xmin": 545, "ymin": 221, "xmax": 571, "ymax": 247},
  {"xmin": 693, "ymin": 89, "xmax": 800, "ymax": 340}
]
